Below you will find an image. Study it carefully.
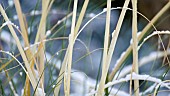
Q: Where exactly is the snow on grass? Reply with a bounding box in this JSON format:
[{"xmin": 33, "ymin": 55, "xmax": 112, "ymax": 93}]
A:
[
  {"xmin": 87, "ymin": 72, "xmax": 170, "ymax": 95},
  {"xmin": 46, "ymin": 30, "xmax": 51, "ymax": 37},
  {"xmin": 1, "ymin": 21, "xmax": 19, "ymax": 29},
  {"xmin": 30, "ymin": 10, "xmax": 41, "ymax": 16},
  {"xmin": 117, "ymin": 49, "xmax": 170, "ymax": 79},
  {"xmin": 138, "ymin": 30, "xmax": 170, "ymax": 49}
]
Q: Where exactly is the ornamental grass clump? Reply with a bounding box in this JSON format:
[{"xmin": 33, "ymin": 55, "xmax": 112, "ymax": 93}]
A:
[{"xmin": 0, "ymin": 0, "xmax": 170, "ymax": 96}]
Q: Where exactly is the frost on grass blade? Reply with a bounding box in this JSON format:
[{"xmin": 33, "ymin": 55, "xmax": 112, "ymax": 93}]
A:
[
  {"xmin": 57, "ymin": 20, "xmax": 61, "ymax": 24},
  {"xmin": 1, "ymin": 21, "xmax": 19, "ymax": 30},
  {"xmin": 114, "ymin": 51, "xmax": 126, "ymax": 68},
  {"xmin": 52, "ymin": 85, "xmax": 55, "ymax": 88},
  {"xmin": 112, "ymin": 30, "xmax": 116, "ymax": 37},
  {"xmin": 137, "ymin": 31, "xmax": 141, "ymax": 37},
  {"xmin": 30, "ymin": 10, "xmax": 41, "ymax": 15},
  {"xmin": 46, "ymin": 30, "xmax": 51, "ymax": 37},
  {"xmin": 138, "ymin": 30, "xmax": 170, "ymax": 50},
  {"xmin": 130, "ymin": 38, "xmax": 133, "ymax": 45},
  {"xmin": 23, "ymin": 46, "xmax": 29, "ymax": 51},
  {"xmin": 24, "ymin": 42, "xmax": 41, "ymax": 51},
  {"xmin": 130, "ymin": 31, "xmax": 141, "ymax": 45},
  {"xmin": 102, "ymin": 8, "xmax": 107, "ymax": 12},
  {"xmin": 2, "ymin": 21, "xmax": 12, "ymax": 27}
]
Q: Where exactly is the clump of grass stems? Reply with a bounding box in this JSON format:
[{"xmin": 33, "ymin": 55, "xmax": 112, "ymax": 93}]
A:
[
  {"xmin": 0, "ymin": 0, "xmax": 170, "ymax": 96},
  {"xmin": 109, "ymin": 1, "xmax": 170, "ymax": 81},
  {"xmin": 96, "ymin": 0, "xmax": 130, "ymax": 95},
  {"xmin": 53, "ymin": 0, "xmax": 89, "ymax": 95},
  {"xmin": 0, "ymin": 4, "xmax": 40, "ymax": 95}
]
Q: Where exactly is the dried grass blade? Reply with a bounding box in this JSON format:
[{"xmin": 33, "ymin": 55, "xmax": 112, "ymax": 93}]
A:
[
  {"xmin": 131, "ymin": 0, "xmax": 139, "ymax": 95},
  {"xmin": 96, "ymin": 0, "xmax": 111, "ymax": 95}
]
